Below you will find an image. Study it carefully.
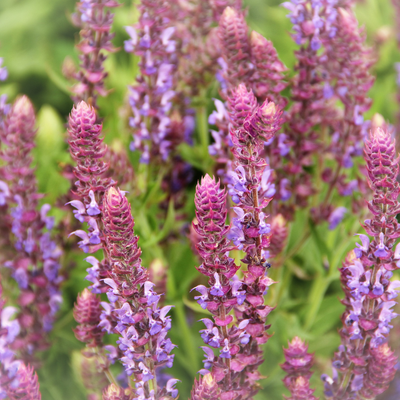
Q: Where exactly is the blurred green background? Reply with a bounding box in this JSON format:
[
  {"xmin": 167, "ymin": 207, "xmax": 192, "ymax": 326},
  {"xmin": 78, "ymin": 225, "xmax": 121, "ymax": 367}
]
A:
[{"xmin": 1, "ymin": 0, "xmax": 399, "ymax": 399}]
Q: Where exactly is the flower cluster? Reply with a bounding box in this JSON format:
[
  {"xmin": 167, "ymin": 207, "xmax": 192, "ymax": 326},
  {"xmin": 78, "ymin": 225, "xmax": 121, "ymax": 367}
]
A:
[
  {"xmin": 225, "ymin": 84, "xmax": 281, "ymax": 395},
  {"xmin": 102, "ymin": 186, "xmax": 178, "ymax": 399},
  {"xmin": 324, "ymin": 127, "xmax": 400, "ymax": 398},
  {"xmin": 314, "ymin": 6, "xmax": 374, "ymax": 224},
  {"xmin": 279, "ymin": 0, "xmax": 338, "ymax": 215},
  {"xmin": 268, "ymin": 214, "xmax": 288, "ymax": 261},
  {"xmin": 209, "ymin": 6, "xmax": 287, "ymax": 200},
  {"xmin": 0, "ymin": 282, "xmax": 21, "ymax": 397},
  {"xmin": 190, "ymin": 374, "xmax": 220, "ymax": 400},
  {"xmin": 124, "ymin": 0, "xmax": 179, "ymax": 163},
  {"xmin": 66, "ymin": 0, "xmax": 119, "ymax": 109},
  {"xmin": 0, "ymin": 96, "xmax": 62, "ymax": 362},
  {"xmin": 5, "ymin": 364, "xmax": 41, "ymax": 400},
  {"xmin": 192, "ymin": 175, "xmax": 254, "ymax": 398},
  {"xmin": 0, "ymin": 283, "xmax": 42, "ymax": 400},
  {"xmin": 102, "ymin": 383, "xmax": 132, "ymax": 400},
  {"xmin": 281, "ymin": 337, "xmax": 317, "ymax": 400},
  {"xmin": 67, "ymin": 101, "xmax": 114, "ymax": 292},
  {"xmin": 359, "ymin": 343, "xmax": 397, "ymax": 398},
  {"xmin": 73, "ymin": 288, "xmax": 105, "ymax": 348},
  {"xmin": 176, "ymin": 0, "xmax": 242, "ymax": 98}
]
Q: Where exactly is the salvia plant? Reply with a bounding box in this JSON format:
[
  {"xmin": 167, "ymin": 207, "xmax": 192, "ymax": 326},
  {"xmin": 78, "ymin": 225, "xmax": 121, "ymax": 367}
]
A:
[{"xmin": 2, "ymin": 0, "xmax": 400, "ymax": 399}]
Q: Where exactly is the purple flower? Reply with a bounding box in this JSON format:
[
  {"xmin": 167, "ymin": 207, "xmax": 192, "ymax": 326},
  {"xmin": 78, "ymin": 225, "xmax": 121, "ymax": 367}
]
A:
[
  {"xmin": 0, "ymin": 58, "xmax": 8, "ymax": 81},
  {"xmin": 208, "ymin": 99, "xmax": 227, "ymax": 125},
  {"xmin": 166, "ymin": 378, "xmax": 179, "ymax": 398},
  {"xmin": 328, "ymin": 207, "xmax": 347, "ymax": 230},
  {"xmin": 279, "ymin": 178, "xmax": 291, "ymax": 201},
  {"xmin": 124, "ymin": 26, "xmax": 138, "ymax": 52},
  {"xmin": 201, "ymin": 346, "xmax": 215, "ymax": 369},
  {"xmin": 219, "ymin": 339, "xmax": 231, "ymax": 359},
  {"xmin": 231, "ymin": 280, "xmax": 246, "ymax": 305},
  {"xmin": 67, "ymin": 200, "xmax": 86, "ymax": 223},
  {"xmin": 86, "ymin": 190, "xmax": 101, "ymax": 216},
  {"xmin": 192, "ymin": 285, "xmax": 208, "ymax": 310},
  {"xmin": 0, "ymin": 180, "xmax": 10, "ymax": 206},
  {"xmin": 138, "ymin": 362, "xmax": 154, "ymax": 382},
  {"xmin": 354, "ymin": 234, "xmax": 370, "ymax": 258},
  {"xmin": 374, "ymin": 232, "xmax": 389, "ymax": 259},
  {"xmin": 210, "ymin": 273, "xmax": 224, "ymax": 296}
]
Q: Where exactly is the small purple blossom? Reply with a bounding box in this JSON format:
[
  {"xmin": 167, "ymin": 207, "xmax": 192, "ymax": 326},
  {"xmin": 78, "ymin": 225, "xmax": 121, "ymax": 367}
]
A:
[{"xmin": 328, "ymin": 207, "xmax": 347, "ymax": 230}]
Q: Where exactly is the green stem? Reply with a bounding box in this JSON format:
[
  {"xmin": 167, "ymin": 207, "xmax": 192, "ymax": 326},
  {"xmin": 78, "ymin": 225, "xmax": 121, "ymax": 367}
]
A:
[
  {"xmin": 278, "ymin": 229, "xmax": 311, "ymax": 267},
  {"xmin": 304, "ymin": 275, "xmax": 330, "ymax": 330},
  {"xmin": 174, "ymin": 300, "xmax": 199, "ymax": 375},
  {"xmin": 196, "ymin": 105, "xmax": 209, "ymax": 157}
]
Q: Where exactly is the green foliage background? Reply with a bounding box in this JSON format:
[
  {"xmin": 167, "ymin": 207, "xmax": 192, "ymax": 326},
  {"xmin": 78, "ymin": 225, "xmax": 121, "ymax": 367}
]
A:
[{"xmin": 0, "ymin": 0, "xmax": 399, "ymax": 399}]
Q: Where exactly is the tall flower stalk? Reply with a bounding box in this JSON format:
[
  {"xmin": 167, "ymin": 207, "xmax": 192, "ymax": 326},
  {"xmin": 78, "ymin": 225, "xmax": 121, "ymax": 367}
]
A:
[
  {"xmin": 191, "ymin": 174, "xmax": 251, "ymax": 398},
  {"xmin": 209, "ymin": 7, "xmax": 287, "ymax": 192},
  {"xmin": 67, "ymin": 101, "xmax": 122, "ymax": 392},
  {"xmin": 281, "ymin": 0, "xmax": 338, "ymax": 217},
  {"xmin": 226, "ymin": 84, "xmax": 282, "ymax": 395},
  {"xmin": 324, "ymin": 127, "xmax": 400, "ymax": 398},
  {"xmin": 102, "ymin": 186, "xmax": 178, "ymax": 399},
  {"xmin": 67, "ymin": 101, "xmax": 113, "ymax": 292},
  {"xmin": 124, "ymin": 0, "xmax": 178, "ymax": 163},
  {"xmin": 281, "ymin": 337, "xmax": 317, "ymax": 400},
  {"xmin": 315, "ymin": 6, "xmax": 374, "ymax": 224},
  {"xmin": 66, "ymin": 0, "xmax": 119, "ymax": 109},
  {"xmin": 0, "ymin": 96, "xmax": 62, "ymax": 363}
]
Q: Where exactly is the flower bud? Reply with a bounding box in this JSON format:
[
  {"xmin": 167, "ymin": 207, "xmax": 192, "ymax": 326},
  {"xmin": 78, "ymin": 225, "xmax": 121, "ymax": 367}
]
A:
[
  {"xmin": 7, "ymin": 363, "xmax": 41, "ymax": 400},
  {"xmin": 190, "ymin": 374, "xmax": 220, "ymax": 400}
]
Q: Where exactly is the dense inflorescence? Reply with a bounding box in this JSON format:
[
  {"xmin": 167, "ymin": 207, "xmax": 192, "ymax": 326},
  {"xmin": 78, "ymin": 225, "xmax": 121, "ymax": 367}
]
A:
[
  {"xmin": 6, "ymin": 363, "xmax": 42, "ymax": 400},
  {"xmin": 209, "ymin": 6, "xmax": 287, "ymax": 208},
  {"xmin": 189, "ymin": 374, "xmax": 220, "ymax": 400},
  {"xmin": 67, "ymin": 101, "xmax": 114, "ymax": 290},
  {"xmin": 0, "ymin": 282, "xmax": 42, "ymax": 400},
  {"xmin": 315, "ymin": 6, "xmax": 374, "ymax": 224},
  {"xmin": 223, "ymin": 84, "xmax": 281, "ymax": 396},
  {"xmin": 66, "ymin": 0, "xmax": 119, "ymax": 109},
  {"xmin": 73, "ymin": 288, "xmax": 105, "ymax": 347},
  {"xmin": 101, "ymin": 186, "xmax": 178, "ymax": 399},
  {"xmin": 324, "ymin": 127, "xmax": 400, "ymax": 398},
  {"xmin": 279, "ymin": 1, "xmax": 374, "ymax": 225},
  {"xmin": 67, "ymin": 101, "xmax": 118, "ymax": 391},
  {"xmin": 124, "ymin": 0, "xmax": 178, "ymax": 163},
  {"xmin": 360, "ymin": 343, "xmax": 397, "ymax": 399},
  {"xmin": 281, "ymin": 337, "xmax": 317, "ymax": 400},
  {"xmin": 268, "ymin": 214, "xmax": 288, "ymax": 260},
  {"xmin": 0, "ymin": 96, "xmax": 62, "ymax": 363},
  {"xmin": 192, "ymin": 175, "xmax": 253, "ymax": 399},
  {"xmin": 280, "ymin": 0, "xmax": 338, "ymax": 216}
]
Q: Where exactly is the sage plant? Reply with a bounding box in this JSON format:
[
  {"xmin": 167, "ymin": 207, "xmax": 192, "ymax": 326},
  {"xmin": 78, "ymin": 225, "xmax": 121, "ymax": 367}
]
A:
[
  {"xmin": 67, "ymin": 0, "xmax": 119, "ymax": 109},
  {"xmin": 176, "ymin": 0, "xmax": 242, "ymax": 99},
  {"xmin": 68, "ymin": 101, "xmax": 113, "ymax": 292},
  {"xmin": 324, "ymin": 126, "xmax": 400, "ymax": 398},
  {"xmin": 124, "ymin": 0, "xmax": 178, "ymax": 163},
  {"xmin": 102, "ymin": 186, "xmax": 178, "ymax": 399},
  {"xmin": 0, "ymin": 96, "xmax": 62, "ymax": 363},
  {"xmin": 281, "ymin": 0, "xmax": 338, "ymax": 215},
  {"xmin": 209, "ymin": 6, "xmax": 287, "ymax": 198},
  {"xmin": 67, "ymin": 101, "xmax": 119, "ymax": 389},
  {"xmin": 315, "ymin": 6, "xmax": 374, "ymax": 224},
  {"xmin": 192, "ymin": 175, "xmax": 251, "ymax": 398},
  {"xmin": 190, "ymin": 374, "xmax": 220, "ymax": 400},
  {"xmin": 227, "ymin": 84, "xmax": 282, "ymax": 395},
  {"xmin": 0, "ymin": 281, "xmax": 42, "ymax": 400},
  {"xmin": 281, "ymin": 337, "xmax": 317, "ymax": 400}
]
